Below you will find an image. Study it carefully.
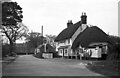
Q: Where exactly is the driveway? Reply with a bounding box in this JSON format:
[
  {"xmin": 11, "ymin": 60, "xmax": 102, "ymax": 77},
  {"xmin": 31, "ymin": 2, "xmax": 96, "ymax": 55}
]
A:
[{"xmin": 2, "ymin": 55, "xmax": 106, "ymax": 76}]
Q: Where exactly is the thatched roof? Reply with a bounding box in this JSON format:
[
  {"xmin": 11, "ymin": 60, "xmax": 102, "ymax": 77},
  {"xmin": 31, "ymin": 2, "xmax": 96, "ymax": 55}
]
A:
[
  {"xmin": 54, "ymin": 21, "xmax": 81, "ymax": 42},
  {"xmin": 71, "ymin": 26, "xmax": 114, "ymax": 49}
]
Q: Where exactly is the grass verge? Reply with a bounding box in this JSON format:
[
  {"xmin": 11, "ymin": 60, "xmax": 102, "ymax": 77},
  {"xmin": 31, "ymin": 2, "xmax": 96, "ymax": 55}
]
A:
[{"xmin": 86, "ymin": 60, "xmax": 120, "ymax": 77}]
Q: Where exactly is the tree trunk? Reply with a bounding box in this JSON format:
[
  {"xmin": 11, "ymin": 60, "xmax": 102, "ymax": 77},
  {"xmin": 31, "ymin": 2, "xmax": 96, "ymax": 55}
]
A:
[{"xmin": 9, "ymin": 40, "xmax": 16, "ymax": 56}]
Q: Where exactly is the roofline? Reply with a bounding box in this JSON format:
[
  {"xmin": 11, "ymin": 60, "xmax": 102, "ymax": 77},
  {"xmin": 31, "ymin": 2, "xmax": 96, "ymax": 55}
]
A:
[{"xmin": 54, "ymin": 38, "xmax": 71, "ymax": 42}]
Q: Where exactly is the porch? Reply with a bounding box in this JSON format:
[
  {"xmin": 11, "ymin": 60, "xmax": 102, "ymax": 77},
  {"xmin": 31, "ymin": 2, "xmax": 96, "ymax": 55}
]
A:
[{"xmin": 58, "ymin": 43, "xmax": 108, "ymax": 60}]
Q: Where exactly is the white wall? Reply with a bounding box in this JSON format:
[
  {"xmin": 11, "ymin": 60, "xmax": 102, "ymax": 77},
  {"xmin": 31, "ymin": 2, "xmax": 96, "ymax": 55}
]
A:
[
  {"xmin": 56, "ymin": 24, "xmax": 87, "ymax": 55},
  {"xmin": 87, "ymin": 47, "xmax": 101, "ymax": 58},
  {"xmin": 58, "ymin": 49, "xmax": 63, "ymax": 56},
  {"xmin": 55, "ymin": 39, "xmax": 72, "ymax": 51}
]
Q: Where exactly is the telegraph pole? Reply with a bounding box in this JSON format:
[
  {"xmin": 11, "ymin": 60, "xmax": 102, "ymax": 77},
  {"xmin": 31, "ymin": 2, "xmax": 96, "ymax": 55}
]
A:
[
  {"xmin": 43, "ymin": 38, "xmax": 47, "ymax": 52},
  {"xmin": 42, "ymin": 26, "xmax": 47, "ymax": 52},
  {"xmin": 41, "ymin": 26, "xmax": 43, "ymax": 37}
]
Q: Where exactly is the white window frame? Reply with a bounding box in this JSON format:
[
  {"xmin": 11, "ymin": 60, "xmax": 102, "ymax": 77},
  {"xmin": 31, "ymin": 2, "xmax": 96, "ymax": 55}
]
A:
[
  {"xmin": 59, "ymin": 49, "xmax": 63, "ymax": 56},
  {"xmin": 64, "ymin": 49, "xmax": 68, "ymax": 56}
]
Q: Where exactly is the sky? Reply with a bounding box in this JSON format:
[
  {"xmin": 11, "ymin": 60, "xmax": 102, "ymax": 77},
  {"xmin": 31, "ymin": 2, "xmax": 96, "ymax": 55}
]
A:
[
  {"xmin": 11, "ymin": 0, "xmax": 119, "ymax": 37},
  {"xmin": 0, "ymin": 0, "xmax": 119, "ymax": 59}
]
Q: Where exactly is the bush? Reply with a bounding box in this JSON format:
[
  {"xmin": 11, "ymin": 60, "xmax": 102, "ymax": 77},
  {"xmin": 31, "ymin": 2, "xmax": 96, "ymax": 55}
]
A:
[
  {"xmin": 2, "ymin": 44, "xmax": 10, "ymax": 57},
  {"xmin": 107, "ymin": 43, "xmax": 120, "ymax": 61},
  {"xmin": 34, "ymin": 52, "xmax": 43, "ymax": 58},
  {"xmin": 53, "ymin": 51, "xmax": 59, "ymax": 58},
  {"xmin": 107, "ymin": 52, "xmax": 120, "ymax": 60}
]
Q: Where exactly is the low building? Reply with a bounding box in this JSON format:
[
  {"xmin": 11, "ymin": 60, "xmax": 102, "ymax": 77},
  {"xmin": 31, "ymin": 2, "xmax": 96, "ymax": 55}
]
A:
[
  {"xmin": 71, "ymin": 26, "xmax": 114, "ymax": 59},
  {"xmin": 55, "ymin": 12, "xmax": 114, "ymax": 59},
  {"xmin": 55, "ymin": 13, "xmax": 88, "ymax": 58}
]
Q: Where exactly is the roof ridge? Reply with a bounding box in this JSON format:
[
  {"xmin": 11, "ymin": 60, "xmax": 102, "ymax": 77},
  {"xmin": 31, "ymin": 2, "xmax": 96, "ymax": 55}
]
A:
[{"xmin": 55, "ymin": 21, "xmax": 81, "ymax": 42}]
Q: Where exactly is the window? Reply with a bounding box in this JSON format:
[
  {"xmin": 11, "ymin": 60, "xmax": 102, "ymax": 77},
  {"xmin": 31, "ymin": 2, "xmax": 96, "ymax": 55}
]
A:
[{"xmin": 64, "ymin": 49, "xmax": 67, "ymax": 54}]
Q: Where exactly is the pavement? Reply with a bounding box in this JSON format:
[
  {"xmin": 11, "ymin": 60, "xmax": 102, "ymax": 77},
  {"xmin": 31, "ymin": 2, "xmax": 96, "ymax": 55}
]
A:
[{"xmin": 2, "ymin": 55, "xmax": 108, "ymax": 76}]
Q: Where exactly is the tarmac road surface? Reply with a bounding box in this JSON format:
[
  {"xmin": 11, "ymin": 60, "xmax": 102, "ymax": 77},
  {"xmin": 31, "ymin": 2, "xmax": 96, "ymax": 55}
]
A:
[{"xmin": 2, "ymin": 55, "xmax": 107, "ymax": 76}]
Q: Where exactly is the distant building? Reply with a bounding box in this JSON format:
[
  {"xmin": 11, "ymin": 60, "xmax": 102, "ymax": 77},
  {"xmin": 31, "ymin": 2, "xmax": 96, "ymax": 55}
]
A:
[
  {"xmin": 46, "ymin": 35, "xmax": 56, "ymax": 48},
  {"xmin": 35, "ymin": 37, "xmax": 56, "ymax": 56},
  {"xmin": 55, "ymin": 13, "xmax": 114, "ymax": 59}
]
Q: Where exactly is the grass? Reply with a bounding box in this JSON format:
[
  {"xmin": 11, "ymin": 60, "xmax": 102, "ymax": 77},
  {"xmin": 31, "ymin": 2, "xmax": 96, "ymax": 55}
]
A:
[{"xmin": 86, "ymin": 60, "xmax": 120, "ymax": 77}]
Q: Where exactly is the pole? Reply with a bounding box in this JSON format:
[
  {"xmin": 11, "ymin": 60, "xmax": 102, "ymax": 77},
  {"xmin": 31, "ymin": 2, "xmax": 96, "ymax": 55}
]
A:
[
  {"xmin": 0, "ymin": 35, "xmax": 2, "ymax": 59},
  {"xmin": 44, "ymin": 43, "xmax": 46, "ymax": 52},
  {"xmin": 41, "ymin": 26, "xmax": 43, "ymax": 37}
]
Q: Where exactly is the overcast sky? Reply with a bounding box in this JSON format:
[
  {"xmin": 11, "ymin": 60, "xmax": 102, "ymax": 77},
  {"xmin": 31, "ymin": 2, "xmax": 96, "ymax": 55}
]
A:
[{"xmin": 12, "ymin": 0, "xmax": 119, "ymax": 36}]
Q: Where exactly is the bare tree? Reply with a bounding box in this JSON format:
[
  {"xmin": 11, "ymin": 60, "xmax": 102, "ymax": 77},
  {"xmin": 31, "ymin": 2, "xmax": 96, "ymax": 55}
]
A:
[{"xmin": 25, "ymin": 32, "xmax": 44, "ymax": 49}]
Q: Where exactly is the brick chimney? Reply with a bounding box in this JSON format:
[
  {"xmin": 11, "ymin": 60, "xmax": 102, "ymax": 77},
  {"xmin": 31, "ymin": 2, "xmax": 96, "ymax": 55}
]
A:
[
  {"xmin": 80, "ymin": 12, "xmax": 87, "ymax": 31},
  {"xmin": 67, "ymin": 20, "xmax": 73, "ymax": 27},
  {"xmin": 81, "ymin": 12, "xmax": 87, "ymax": 24}
]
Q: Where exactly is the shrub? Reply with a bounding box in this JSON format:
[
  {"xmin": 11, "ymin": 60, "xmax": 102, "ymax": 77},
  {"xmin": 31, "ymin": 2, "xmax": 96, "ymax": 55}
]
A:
[
  {"xmin": 52, "ymin": 51, "xmax": 59, "ymax": 58},
  {"xmin": 2, "ymin": 44, "xmax": 10, "ymax": 57},
  {"xmin": 34, "ymin": 52, "xmax": 43, "ymax": 58},
  {"xmin": 107, "ymin": 43, "xmax": 120, "ymax": 61}
]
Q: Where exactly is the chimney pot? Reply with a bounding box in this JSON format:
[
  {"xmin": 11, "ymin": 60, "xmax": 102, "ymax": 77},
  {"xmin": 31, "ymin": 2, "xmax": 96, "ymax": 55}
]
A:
[
  {"xmin": 82, "ymin": 12, "xmax": 83, "ymax": 15},
  {"xmin": 81, "ymin": 12, "xmax": 87, "ymax": 24},
  {"xmin": 84, "ymin": 12, "xmax": 86, "ymax": 15}
]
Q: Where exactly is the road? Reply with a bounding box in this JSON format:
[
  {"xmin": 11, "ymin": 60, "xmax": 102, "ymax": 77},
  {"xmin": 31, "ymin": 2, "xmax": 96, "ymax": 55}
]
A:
[{"xmin": 2, "ymin": 55, "xmax": 105, "ymax": 76}]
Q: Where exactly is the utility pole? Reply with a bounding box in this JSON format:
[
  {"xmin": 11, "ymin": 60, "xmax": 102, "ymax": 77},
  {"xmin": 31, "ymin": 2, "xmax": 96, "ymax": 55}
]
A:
[
  {"xmin": 44, "ymin": 43, "xmax": 46, "ymax": 52},
  {"xmin": 42, "ymin": 26, "xmax": 47, "ymax": 52},
  {"xmin": 0, "ymin": 35, "xmax": 3, "ymax": 60},
  {"xmin": 43, "ymin": 38, "xmax": 47, "ymax": 52},
  {"xmin": 41, "ymin": 26, "xmax": 43, "ymax": 37}
]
